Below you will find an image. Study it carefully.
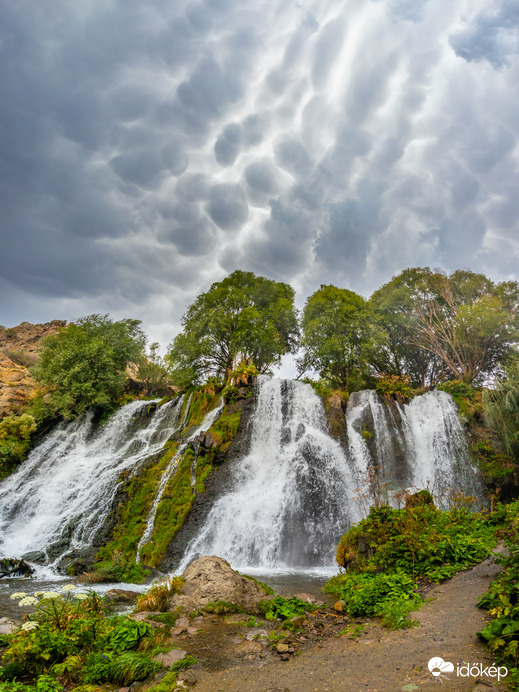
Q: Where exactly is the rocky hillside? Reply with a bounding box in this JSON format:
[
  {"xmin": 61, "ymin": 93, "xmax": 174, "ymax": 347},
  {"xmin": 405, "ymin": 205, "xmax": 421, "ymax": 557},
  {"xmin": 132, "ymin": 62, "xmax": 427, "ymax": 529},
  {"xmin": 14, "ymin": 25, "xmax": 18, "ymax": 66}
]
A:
[{"xmin": 0, "ymin": 320, "xmax": 66, "ymax": 419}]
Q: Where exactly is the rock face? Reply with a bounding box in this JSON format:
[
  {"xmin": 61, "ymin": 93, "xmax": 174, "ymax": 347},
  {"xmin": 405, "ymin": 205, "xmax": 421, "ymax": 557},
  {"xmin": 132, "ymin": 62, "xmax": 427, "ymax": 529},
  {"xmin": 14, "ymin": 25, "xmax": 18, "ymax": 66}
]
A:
[
  {"xmin": 169, "ymin": 556, "xmax": 266, "ymax": 613},
  {"xmin": 0, "ymin": 320, "xmax": 66, "ymax": 419}
]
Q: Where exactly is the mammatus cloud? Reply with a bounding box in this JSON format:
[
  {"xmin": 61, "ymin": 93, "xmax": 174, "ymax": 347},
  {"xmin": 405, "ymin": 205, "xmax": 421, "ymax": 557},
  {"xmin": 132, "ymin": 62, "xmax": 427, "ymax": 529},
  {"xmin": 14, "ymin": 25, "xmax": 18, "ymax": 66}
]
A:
[{"xmin": 0, "ymin": 0, "xmax": 518, "ymax": 353}]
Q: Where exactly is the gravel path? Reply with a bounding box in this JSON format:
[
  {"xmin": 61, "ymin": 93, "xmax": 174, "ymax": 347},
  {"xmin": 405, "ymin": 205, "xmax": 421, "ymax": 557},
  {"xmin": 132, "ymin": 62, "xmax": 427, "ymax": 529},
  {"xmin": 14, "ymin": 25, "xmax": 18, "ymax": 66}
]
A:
[{"xmin": 192, "ymin": 550, "xmax": 508, "ymax": 692}]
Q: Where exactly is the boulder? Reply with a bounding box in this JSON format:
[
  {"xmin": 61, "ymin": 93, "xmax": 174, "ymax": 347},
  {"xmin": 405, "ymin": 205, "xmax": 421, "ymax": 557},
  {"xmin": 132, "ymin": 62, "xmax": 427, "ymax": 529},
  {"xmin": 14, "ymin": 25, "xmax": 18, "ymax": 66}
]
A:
[
  {"xmin": 0, "ymin": 617, "xmax": 17, "ymax": 635},
  {"xmin": 21, "ymin": 551, "xmax": 47, "ymax": 565},
  {"xmin": 153, "ymin": 649, "xmax": 187, "ymax": 667},
  {"xmin": 170, "ymin": 556, "xmax": 267, "ymax": 613},
  {"xmin": 104, "ymin": 589, "xmax": 141, "ymax": 604}
]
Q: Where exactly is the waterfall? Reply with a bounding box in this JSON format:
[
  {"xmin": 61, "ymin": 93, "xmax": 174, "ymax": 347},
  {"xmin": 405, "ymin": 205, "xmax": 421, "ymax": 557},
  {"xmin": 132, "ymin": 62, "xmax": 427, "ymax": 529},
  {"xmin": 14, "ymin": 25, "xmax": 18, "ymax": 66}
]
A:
[
  {"xmin": 0, "ymin": 398, "xmax": 183, "ymax": 565},
  {"xmin": 136, "ymin": 398, "xmax": 224, "ymax": 561},
  {"xmin": 178, "ymin": 377, "xmax": 360, "ymax": 572},
  {"xmin": 178, "ymin": 381, "xmax": 483, "ymax": 572}
]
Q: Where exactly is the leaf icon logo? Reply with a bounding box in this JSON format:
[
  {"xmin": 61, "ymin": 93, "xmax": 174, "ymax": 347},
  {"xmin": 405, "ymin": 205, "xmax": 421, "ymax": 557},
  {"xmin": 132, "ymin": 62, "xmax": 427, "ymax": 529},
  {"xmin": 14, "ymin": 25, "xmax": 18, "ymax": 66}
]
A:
[{"xmin": 428, "ymin": 657, "xmax": 454, "ymax": 679}]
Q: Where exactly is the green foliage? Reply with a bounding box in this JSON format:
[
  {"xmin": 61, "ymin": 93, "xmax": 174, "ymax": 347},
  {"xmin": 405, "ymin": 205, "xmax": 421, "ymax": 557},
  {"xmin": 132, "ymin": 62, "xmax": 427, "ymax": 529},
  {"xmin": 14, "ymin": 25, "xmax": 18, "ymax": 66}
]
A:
[
  {"xmin": 241, "ymin": 574, "xmax": 275, "ymax": 596},
  {"xmin": 257, "ymin": 597, "xmax": 319, "ymax": 622},
  {"xmin": 324, "ymin": 571, "xmax": 420, "ymax": 618},
  {"xmin": 335, "ymin": 504, "xmax": 495, "ymax": 582},
  {"xmin": 166, "ymin": 270, "xmax": 298, "ymax": 386},
  {"xmin": 472, "ymin": 438, "xmax": 517, "ymax": 482},
  {"xmin": 145, "ymin": 656, "xmax": 197, "ymax": 692},
  {"xmin": 203, "ymin": 601, "xmax": 244, "ymax": 615},
  {"xmin": 0, "ymin": 413, "xmax": 36, "ymax": 478},
  {"xmin": 484, "ymin": 355, "xmax": 519, "ymax": 459},
  {"xmin": 478, "ymin": 501, "xmax": 519, "ymax": 686},
  {"xmin": 375, "ymin": 374, "xmax": 413, "ymax": 401},
  {"xmin": 297, "ymin": 284, "xmax": 385, "ymax": 391},
  {"xmin": 328, "ymin": 503, "xmax": 497, "ymax": 621},
  {"xmin": 437, "ymin": 379, "xmax": 476, "ymax": 401},
  {"xmin": 372, "ymin": 268, "xmax": 519, "ymax": 385},
  {"xmin": 137, "ymin": 342, "xmax": 173, "ymax": 397},
  {"xmin": 0, "ymin": 589, "xmax": 161, "ymax": 689},
  {"xmin": 33, "ymin": 315, "xmax": 146, "ymax": 419},
  {"xmin": 134, "ymin": 577, "xmax": 184, "ymax": 613}
]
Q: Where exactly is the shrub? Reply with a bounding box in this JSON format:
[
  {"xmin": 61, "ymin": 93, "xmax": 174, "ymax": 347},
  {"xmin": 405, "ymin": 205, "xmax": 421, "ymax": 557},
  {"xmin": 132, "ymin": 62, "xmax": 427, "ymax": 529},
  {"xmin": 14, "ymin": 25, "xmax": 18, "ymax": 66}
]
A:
[
  {"xmin": 258, "ymin": 597, "xmax": 319, "ymax": 621},
  {"xmin": 324, "ymin": 571, "xmax": 419, "ymax": 617},
  {"xmin": 375, "ymin": 374, "xmax": 413, "ymax": 401},
  {"xmin": 134, "ymin": 576, "xmax": 184, "ymax": 613}
]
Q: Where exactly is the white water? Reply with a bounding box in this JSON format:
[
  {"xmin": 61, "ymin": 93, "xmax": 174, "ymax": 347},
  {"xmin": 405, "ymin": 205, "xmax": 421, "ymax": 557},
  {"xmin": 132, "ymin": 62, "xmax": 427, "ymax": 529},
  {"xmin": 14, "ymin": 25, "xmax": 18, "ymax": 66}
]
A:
[
  {"xmin": 0, "ymin": 398, "xmax": 183, "ymax": 564},
  {"xmin": 136, "ymin": 398, "xmax": 224, "ymax": 561},
  {"xmin": 178, "ymin": 377, "xmax": 361, "ymax": 572},
  {"xmin": 178, "ymin": 381, "xmax": 483, "ymax": 572}
]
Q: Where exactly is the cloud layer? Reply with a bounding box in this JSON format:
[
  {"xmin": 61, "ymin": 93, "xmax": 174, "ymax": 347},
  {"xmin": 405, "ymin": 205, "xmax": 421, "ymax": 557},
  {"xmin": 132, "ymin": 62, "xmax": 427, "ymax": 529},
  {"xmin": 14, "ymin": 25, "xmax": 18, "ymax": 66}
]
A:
[{"xmin": 1, "ymin": 0, "xmax": 518, "ymax": 349}]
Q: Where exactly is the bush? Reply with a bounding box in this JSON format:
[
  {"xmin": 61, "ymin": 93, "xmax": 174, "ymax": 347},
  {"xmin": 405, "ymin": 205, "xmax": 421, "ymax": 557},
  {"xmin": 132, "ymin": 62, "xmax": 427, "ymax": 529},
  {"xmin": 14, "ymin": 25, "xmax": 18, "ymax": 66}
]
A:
[
  {"xmin": 0, "ymin": 413, "xmax": 36, "ymax": 478},
  {"xmin": 258, "ymin": 597, "xmax": 319, "ymax": 621},
  {"xmin": 375, "ymin": 374, "xmax": 413, "ymax": 401},
  {"xmin": 134, "ymin": 577, "xmax": 184, "ymax": 613},
  {"xmin": 324, "ymin": 571, "xmax": 419, "ymax": 617}
]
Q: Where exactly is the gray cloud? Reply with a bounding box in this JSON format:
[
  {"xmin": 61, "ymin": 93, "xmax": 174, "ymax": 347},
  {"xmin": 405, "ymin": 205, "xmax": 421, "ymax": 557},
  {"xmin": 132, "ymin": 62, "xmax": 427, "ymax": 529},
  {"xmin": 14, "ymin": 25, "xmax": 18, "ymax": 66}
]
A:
[{"xmin": 0, "ymin": 0, "xmax": 518, "ymax": 348}]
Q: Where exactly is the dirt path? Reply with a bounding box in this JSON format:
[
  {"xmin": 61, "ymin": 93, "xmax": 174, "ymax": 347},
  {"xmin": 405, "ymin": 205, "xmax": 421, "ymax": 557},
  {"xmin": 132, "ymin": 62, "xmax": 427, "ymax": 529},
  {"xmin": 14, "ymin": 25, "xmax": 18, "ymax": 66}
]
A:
[{"xmin": 187, "ymin": 550, "xmax": 508, "ymax": 692}]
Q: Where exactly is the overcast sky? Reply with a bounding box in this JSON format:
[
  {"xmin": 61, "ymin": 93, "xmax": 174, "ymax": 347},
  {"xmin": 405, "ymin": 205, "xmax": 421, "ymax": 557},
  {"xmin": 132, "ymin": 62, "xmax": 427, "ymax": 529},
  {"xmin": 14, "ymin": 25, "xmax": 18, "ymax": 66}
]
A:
[{"xmin": 1, "ymin": 0, "xmax": 518, "ymax": 360}]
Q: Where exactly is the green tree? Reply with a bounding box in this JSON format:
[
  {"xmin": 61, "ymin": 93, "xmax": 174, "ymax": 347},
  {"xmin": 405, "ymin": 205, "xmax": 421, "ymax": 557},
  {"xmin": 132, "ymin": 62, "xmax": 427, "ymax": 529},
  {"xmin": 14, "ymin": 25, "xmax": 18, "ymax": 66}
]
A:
[
  {"xmin": 0, "ymin": 413, "xmax": 36, "ymax": 478},
  {"xmin": 372, "ymin": 268, "xmax": 519, "ymax": 385},
  {"xmin": 33, "ymin": 315, "xmax": 146, "ymax": 419},
  {"xmin": 137, "ymin": 342, "xmax": 173, "ymax": 396},
  {"xmin": 369, "ymin": 268, "xmax": 448, "ymax": 388},
  {"xmin": 483, "ymin": 354, "xmax": 519, "ymax": 458},
  {"xmin": 298, "ymin": 285, "xmax": 385, "ymax": 391},
  {"xmin": 166, "ymin": 270, "xmax": 298, "ymax": 386}
]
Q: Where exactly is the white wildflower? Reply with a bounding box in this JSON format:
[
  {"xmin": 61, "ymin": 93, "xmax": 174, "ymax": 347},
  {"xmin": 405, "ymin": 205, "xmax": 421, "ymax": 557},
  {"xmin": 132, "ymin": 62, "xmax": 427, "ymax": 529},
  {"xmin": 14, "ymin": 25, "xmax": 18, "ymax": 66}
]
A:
[
  {"xmin": 61, "ymin": 584, "xmax": 76, "ymax": 592},
  {"xmin": 73, "ymin": 593, "xmax": 88, "ymax": 600},
  {"xmin": 9, "ymin": 592, "xmax": 28, "ymax": 600},
  {"xmin": 18, "ymin": 596, "xmax": 38, "ymax": 607},
  {"xmin": 41, "ymin": 591, "xmax": 61, "ymax": 599},
  {"xmin": 21, "ymin": 621, "xmax": 39, "ymax": 631},
  {"xmin": 33, "ymin": 591, "xmax": 46, "ymax": 597}
]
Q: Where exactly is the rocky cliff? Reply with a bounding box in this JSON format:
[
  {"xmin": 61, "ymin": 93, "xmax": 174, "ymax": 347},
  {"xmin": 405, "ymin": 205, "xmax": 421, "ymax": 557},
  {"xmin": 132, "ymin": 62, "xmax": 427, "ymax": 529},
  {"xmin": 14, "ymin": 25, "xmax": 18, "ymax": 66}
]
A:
[{"xmin": 0, "ymin": 320, "xmax": 66, "ymax": 419}]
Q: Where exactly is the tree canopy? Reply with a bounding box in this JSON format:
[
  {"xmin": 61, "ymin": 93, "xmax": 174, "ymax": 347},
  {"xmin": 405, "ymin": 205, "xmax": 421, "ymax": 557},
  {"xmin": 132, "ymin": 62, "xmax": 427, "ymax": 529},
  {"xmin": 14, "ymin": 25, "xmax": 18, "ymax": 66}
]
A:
[
  {"xmin": 371, "ymin": 268, "xmax": 519, "ymax": 385},
  {"xmin": 166, "ymin": 270, "xmax": 298, "ymax": 386},
  {"xmin": 33, "ymin": 314, "xmax": 146, "ymax": 419},
  {"xmin": 298, "ymin": 285, "xmax": 385, "ymax": 391}
]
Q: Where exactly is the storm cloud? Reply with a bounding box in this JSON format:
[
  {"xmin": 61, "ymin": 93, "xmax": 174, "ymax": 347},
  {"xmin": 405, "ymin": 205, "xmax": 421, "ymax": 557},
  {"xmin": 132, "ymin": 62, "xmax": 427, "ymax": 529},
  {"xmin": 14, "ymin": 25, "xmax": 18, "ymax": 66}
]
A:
[{"xmin": 0, "ymin": 0, "xmax": 518, "ymax": 352}]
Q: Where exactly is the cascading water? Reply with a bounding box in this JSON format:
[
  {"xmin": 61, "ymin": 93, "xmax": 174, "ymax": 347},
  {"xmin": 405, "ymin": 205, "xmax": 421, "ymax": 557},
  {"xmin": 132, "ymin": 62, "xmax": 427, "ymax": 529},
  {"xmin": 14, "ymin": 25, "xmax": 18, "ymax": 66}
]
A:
[
  {"xmin": 0, "ymin": 398, "xmax": 183, "ymax": 567},
  {"xmin": 178, "ymin": 380, "xmax": 483, "ymax": 573},
  {"xmin": 178, "ymin": 377, "xmax": 361, "ymax": 572},
  {"xmin": 136, "ymin": 398, "xmax": 224, "ymax": 561}
]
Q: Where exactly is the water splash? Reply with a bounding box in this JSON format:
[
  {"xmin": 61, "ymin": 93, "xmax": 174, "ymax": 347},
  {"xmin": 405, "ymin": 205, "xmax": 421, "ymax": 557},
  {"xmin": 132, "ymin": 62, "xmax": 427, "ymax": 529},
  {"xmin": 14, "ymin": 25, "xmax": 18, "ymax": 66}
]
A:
[
  {"xmin": 0, "ymin": 398, "xmax": 183, "ymax": 564},
  {"xmin": 178, "ymin": 377, "xmax": 360, "ymax": 572}
]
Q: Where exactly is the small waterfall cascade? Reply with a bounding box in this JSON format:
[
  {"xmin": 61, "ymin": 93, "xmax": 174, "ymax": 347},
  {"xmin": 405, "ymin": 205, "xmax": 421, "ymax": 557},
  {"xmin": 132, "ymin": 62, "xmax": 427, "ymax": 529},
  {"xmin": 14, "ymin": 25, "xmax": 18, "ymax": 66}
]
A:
[
  {"xmin": 345, "ymin": 389, "xmax": 483, "ymax": 504},
  {"xmin": 136, "ymin": 398, "xmax": 224, "ymax": 561},
  {"xmin": 0, "ymin": 398, "xmax": 183, "ymax": 565},
  {"xmin": 178, "ymin": 377, "xmax": 361, "ymax": 572}
]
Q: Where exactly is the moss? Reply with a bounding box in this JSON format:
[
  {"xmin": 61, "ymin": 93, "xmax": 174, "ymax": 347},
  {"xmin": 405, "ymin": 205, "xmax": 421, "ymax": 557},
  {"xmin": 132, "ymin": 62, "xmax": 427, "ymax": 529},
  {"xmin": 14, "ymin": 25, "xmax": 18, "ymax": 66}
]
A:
[
  {"xmin": 207, "ymin": 410, "xmax": 241, "ymax": 452},
  {"xmin": 95, "ymin": 442, "xmax": 179, "ymax": 572},
  {"xmin": 182, "ymin": 383, "xmax": 223, "ymax": 430}
]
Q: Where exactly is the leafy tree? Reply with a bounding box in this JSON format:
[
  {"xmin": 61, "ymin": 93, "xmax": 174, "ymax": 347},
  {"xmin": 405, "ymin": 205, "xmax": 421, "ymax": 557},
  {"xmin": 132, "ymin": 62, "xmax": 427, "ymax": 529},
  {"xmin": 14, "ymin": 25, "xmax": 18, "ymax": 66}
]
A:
[
  {"xmin": 369, "ymin": 268, "xmax": 448, "ymax": 388},
  {"xmin": 137, "ymin": 342, "xmax": 173, "ymax": 396},
  {"xmin": 33, "ymin": 315, "xmax": 146, "ymax": 419},
  {"xmin": 297, "ymin": 285, "xmax": 385, "ymax": 391},
  {"xmin": 0, "ymin": 413, "xmax": 36, "ymax": 477},
  {"xmin": 372, "ymin": 268, "xmax": 519, "ymax": 385},
  {"xmin": 483, "ymin": 354, "xmax": 519, "ymax": 459},
  {"xmin": 166, "ymin": 270, "xmax": 298, "ymax": 386}
]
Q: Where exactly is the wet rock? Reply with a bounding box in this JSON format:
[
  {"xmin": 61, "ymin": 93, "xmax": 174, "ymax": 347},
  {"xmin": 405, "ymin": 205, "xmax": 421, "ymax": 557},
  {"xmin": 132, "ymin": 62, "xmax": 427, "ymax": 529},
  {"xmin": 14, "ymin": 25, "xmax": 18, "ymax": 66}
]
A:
[
  {"xmin": 169, "ymin": 555, "xmax": 267, "ymax": 613},
  {"xmin": 104, "ymin": 589, "xmax": 141, "ymax": 604},
  {"xmin": 21, "ymin": 551, "xmax": 47, "ymax": 565},
  {"xmin": 153, "ymin": 649, "xmax": 187, "ymax": 667},
  {"xmin": 0, "ymin": 558, "xmax": 35, "ymax": 579}
]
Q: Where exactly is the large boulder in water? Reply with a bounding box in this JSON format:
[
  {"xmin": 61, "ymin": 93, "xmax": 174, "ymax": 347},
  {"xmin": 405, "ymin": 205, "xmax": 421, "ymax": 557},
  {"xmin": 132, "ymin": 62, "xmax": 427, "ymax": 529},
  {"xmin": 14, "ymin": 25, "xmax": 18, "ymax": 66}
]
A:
[
  {"xmin": 0, "ymin": 558, "xmax": 35, "ymax": 579},
  {"xmin": 170, "ymin": 556, "xmax": 267, "ymax": 613}
]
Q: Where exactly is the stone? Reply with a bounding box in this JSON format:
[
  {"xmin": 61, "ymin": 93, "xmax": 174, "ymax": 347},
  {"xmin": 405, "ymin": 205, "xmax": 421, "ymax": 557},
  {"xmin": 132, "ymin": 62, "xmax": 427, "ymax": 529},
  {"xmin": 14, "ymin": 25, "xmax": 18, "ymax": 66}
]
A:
[
  {"xmin": 21, "ymin": 551, "xmax": 47, "ymax": 565},
  {"xmin": 172, "ymin": 626, "xmax": 187, "ymax": 636},
  {"xmin": 153, "ymin": 649, "xmax": 187, "ymax": 667},
  {"xmin": 170, "ymin": 555, "xmax": 267, "ymax": 613},
  {"xmin": 294, "ymin": 592, "xmax": 316, "ymax": 604},
  {"xmin": 236, "ymin": 640, "xmax": 264, "ymax": 654},
  {"xmin": 0, "ymin": 620, "xmax": 17, "ymax": 635},
  {"xmin": 276, "ymin": 642, "xmax": 290, "ymax": 653},
  {"xmin": 176, "ymin": 617, "xmax": 190, "ymax": 628},
  {"xmin": 104, "ymin": 589, "xmax": 141, "ymax": 603},
  {"xmin": 186, "ymin": 626, "xmax": 199, "ymax": 635},
  {"xmin": 334, "ymin": 600, "xmax": 346, "ymax": 613},
  {"xmin": 177, "ymin": 670, "xmax": 200, "ymax": 687},
  {"xmin": 290, "ymin": 615, "xmax": 305, "ymax": 626}
]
